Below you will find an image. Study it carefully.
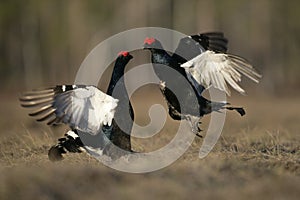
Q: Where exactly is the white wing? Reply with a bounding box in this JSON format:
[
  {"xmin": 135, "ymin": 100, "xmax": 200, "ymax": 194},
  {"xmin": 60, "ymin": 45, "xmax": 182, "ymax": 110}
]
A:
[
  {"xmin": 20, "ymin": 85, "xmax": 119, "ymax": 135},
  {"xmin": 181, "ymin": 50, "xmax": 262, "ymax": 95}
]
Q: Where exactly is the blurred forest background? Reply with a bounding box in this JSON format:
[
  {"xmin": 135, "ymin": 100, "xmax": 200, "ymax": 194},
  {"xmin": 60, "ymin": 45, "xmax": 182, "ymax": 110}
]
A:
[{"xmin": 1, "ymin": 0, "xmax": 300, "ymax": 95}]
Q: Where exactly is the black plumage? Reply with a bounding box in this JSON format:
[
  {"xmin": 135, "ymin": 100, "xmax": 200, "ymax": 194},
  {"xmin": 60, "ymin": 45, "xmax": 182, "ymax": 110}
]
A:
[
  {"xmin": 143, "ymin": 32, "xmax": 246, "ymax": 133},
  {"xmin": 20, "ymin": 51, "xmax": 134, "ymax": 161},
  {"xmin": 104, "ymin": 51, "xmax": 134, "ymax": 153}
]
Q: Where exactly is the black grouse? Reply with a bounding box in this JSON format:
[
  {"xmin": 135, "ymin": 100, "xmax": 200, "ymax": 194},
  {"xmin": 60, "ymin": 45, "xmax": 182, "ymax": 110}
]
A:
[
  {"xmin": 20, "ymin": 51, "xmax": 134, "ymax": 161},
  {"xmin": 143, "ymin": 32, "xmax": 261, "ymax": 133}
]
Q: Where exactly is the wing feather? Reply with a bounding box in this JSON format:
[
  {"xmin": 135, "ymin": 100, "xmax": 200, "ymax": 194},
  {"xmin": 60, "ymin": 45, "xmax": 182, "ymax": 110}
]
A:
[
  {"xmin": 181, "ymin": 51, "xmax": 261, "ymax": 95},
  {"xmin": 20, "ymin": 85, "xmax": 119, "ymax": 135}
]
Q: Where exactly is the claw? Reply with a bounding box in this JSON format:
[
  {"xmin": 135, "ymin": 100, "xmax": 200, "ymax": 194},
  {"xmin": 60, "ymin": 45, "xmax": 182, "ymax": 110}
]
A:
[
  {"xmin": 196, "ymin": 133, "xmax": 203, "ymax": 138},
  {"xmin": 186, "ymin": 115, "xmax": 203, "ymax": 137},
  {"xmin": 197, "ymin": 121, "xmax": 202, "ymax": 131},
  {"xmin": 196, "ymin": 121, "xmax": 203, "ymax": 138}
]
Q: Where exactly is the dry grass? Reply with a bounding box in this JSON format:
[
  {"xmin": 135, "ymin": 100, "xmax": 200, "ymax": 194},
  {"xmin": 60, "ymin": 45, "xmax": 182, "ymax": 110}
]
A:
[{"xmin": 0, "ymin": 91, "xmax": 299, "ymax": 200}]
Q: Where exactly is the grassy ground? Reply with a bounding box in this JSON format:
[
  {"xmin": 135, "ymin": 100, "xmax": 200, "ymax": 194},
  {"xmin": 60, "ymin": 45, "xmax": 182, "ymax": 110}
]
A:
[{"xmin": 0, "ymin": 90, "xmax": 299, "ymax": 200}]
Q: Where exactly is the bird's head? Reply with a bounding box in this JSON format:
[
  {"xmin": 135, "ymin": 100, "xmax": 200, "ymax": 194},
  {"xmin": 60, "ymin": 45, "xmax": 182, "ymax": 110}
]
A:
[
  {"xmin": 117, "ymin": 51, "xmax": 133, "ymax": 61},
  {"xmin": 114, "ymin": 51, "xmax": 133, "ymax": 69},
  {"xmin": 143, "ymin": 37, "xmax": 163, "ymax": 50}
]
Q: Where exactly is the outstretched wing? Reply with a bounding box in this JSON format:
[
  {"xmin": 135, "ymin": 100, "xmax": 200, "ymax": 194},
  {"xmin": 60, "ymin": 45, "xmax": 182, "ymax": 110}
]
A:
[
  {"xmin": 20, "ymin": 85, "xmax": 119, "ymax": 135},
  {"xmin": 190, "ymin": 32, "xmax": 228, "ymax": 53},
  {"xmin": 181, "ymin": 51, "xmax": 262, "ymax": 96},
  {"xmin": 172, "ymin": 32, "xmax": 228, "ymax": 65}
]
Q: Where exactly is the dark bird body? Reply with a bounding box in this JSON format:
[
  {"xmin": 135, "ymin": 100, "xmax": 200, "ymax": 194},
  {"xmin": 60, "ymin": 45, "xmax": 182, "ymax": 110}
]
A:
[
  {"xmin": 104, "ymin": 52, "xmax": 134, "ymax": 152},
  {"xmin": 20, "ymin": 52, "xmax": 134, "ymax": 161},
  {"xmin": 144, "ymin": 33, "xmax": 245, "ymax": 126}
]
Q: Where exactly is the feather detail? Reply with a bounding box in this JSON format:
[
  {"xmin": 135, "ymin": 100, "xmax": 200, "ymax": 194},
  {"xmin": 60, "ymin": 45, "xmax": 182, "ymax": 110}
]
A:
[
  {"xmin": 181, "ymin": 51, "xmax": 261, "ymax": 95},
  {"xmin": 20, "ymin": 85, "xmax": 119, "ymax": 135}
]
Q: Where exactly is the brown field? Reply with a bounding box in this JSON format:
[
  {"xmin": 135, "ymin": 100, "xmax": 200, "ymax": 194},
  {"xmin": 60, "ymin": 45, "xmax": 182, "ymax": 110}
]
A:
[{"xmin": 0, "ymin": 90, "xmax": 299, "ymax": 200}]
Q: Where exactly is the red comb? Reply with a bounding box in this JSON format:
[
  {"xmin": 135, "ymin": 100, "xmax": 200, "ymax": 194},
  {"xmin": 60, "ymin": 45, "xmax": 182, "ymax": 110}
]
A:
[
  {"xmin": 144, "ymin": 37, "xmax": 156, "ymax": 45},
  {"xmin": 118, "ymin": 51, "xmax": 129, "ymax": 57}
]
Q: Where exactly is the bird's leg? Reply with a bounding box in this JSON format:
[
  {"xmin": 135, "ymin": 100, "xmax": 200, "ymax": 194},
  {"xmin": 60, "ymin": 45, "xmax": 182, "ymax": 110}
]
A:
[
  {"xmin": 185, "ymin": 115, "xmax": 203, "ymax": 138},
  {"xmin": 196, "ymin": 121, "xmax": 203, "ymax": 138},
  {"xmin": 159, "ymin": 81, "xmax": 203, "ymax": 137}
]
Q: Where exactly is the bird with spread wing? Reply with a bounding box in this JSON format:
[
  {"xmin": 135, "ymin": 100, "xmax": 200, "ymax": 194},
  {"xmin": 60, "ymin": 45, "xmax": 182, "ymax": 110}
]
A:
[
  {"xmin": 20, "ymin": 51, "xmax": 134, "ymax": 161},
  {"xmin": 143, "ymin": 32, "xmax": 261, "ymax": 135}
]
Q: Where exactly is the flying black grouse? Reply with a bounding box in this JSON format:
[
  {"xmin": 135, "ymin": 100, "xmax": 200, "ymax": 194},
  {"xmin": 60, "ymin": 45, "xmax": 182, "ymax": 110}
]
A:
[
  {"xmin": 143, "ymin": 32, "xmax": 261, "ymax": 133},
  {"xmin": 20, "ymin": 51, "xmax": 134, "ymax": 161}
]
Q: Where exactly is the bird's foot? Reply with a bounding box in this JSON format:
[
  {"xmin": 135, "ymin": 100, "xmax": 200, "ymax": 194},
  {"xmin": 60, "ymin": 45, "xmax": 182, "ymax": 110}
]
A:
[
  {"xmin": 187, "ymin": 115, "xmax": 203, "ymax": 138},
  {"xmin": 196, "ymin": 121, "xmax": 203, "ymax": 138},
  {"xmin": 195, "ymin": 132, "xmax": 203, "ymax": 138}
]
